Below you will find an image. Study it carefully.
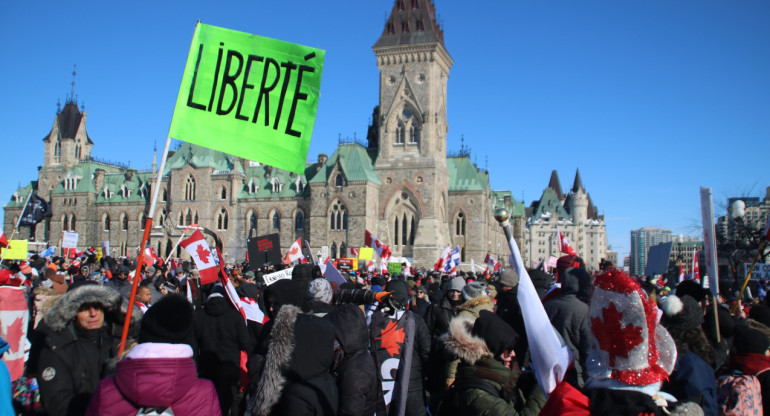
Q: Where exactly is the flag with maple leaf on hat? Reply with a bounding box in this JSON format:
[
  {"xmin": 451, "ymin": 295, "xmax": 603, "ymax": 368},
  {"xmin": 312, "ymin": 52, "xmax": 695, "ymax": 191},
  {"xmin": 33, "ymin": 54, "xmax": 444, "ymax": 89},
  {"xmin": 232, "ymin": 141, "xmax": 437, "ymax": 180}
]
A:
[
  {"xmin": 0, "ymin": 286, "xmax": 29, "ymax": 380},
  {"xmin": 369, "ymin": 309, "xmax": 416, "ymax": 415},
  {"xmin": 179, "ymin": 230, "xmax": 219, "ymax": 284}
]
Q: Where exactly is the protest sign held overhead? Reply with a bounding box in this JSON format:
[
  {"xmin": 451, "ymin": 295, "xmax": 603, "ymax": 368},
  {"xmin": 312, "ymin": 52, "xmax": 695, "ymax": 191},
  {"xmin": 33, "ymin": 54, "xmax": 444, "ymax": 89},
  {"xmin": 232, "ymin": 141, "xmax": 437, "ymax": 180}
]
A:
[
  {"xmin": 247, "ymin": 233, "xmax": 282, "ymax": 270},
  {"xmin": 1, "ymin": 240, "xmax": 28, "ymax": 260},
  {"xmin": 169, "ymin": 23, "xmax": 325, "ymax": 174}
]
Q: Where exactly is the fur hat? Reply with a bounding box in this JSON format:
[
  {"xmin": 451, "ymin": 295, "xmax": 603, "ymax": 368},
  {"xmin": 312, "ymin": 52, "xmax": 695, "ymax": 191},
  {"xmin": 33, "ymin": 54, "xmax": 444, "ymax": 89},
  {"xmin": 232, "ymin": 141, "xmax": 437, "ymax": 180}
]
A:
[
  {"xmin": 292, "ymin": 263, "xmax": 315, "ymax": 289},
  {"xmin": 462, "ymin": 281, "xmax": 487, "ymax": 301},
  {"xmin": 307, "ymin": 278, "xmax": 333, "ymax": 304},
  {"xmin": 498, "ymin": 269, "xmax": 519, "ymax": 288},
  {"xmin": 674, "ymin": 280, "xmax": 709, "ymax": 303},
  {"xmin": 586, "ymin": 270, "xmax": 677, "ymax": 386},
  {"xmin": 471, "ymin": 310, "xmax": 518, "ymax": 357},
  {"xmin": 661, "ymin": 295, "xmax": 703, "ymax": 331},
  {"xmin": 138, "ymin": 294, "xmax": 194, "ymax": 346},
  {"xmin": 447, "ymin": 276, "xmax": 466, "ymax": 292}
]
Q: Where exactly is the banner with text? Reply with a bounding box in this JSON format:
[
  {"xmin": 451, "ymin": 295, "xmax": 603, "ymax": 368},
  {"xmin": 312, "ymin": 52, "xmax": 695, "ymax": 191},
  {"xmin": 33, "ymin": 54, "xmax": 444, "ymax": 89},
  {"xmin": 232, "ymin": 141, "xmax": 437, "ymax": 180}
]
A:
[
  {"xmin": 62, "ymin": 232, "xmax": 78, "ymax": 249},
  {"xmin": 169, "ymin": 23, "xmax": 325, "ymax": 174},
  {"xmin": 745, "ymin": 263, "xmax": 770, "ymax": 281},
  {"xmin": 263, "ymin": 267, "xmax": 294, "ymax": 286}
]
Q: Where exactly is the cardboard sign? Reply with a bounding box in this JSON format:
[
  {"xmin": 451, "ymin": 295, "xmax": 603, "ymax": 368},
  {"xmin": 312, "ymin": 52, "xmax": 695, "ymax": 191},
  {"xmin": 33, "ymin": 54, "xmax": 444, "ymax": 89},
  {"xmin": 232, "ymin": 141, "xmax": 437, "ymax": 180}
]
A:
[
  {"xmin": 62, "ymin": 232, "xmax": 79, "ymax": 249},
  {"xmin": 263, "ymin": 267, "xmax": 294, "ymax": 286},
  {"xmin": 1, "ymin": 240, "xmax": 28, "ymax": 260},
  {"xmin": 337, "ymin": 258, "xmax": 358, "ymax": 271},
  {"xmin": 248, "ymin": 233, "xmax": 282, "ymax": 270}
]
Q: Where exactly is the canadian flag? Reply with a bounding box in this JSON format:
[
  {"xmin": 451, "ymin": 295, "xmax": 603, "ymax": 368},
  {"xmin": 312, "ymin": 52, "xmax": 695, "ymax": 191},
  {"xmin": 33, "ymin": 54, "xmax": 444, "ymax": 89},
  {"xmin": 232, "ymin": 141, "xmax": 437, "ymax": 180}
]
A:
[
  {"xmin": 557, "ymin": 229, "xmax": 577, "ymax": 256},
  {"xmin": 367, "ymin": 260, "xmax": 376, "ymax": 272},
  {"xmin": 434, "ymin": 245, "xmax": 452, "ymax": 271},
  {"xmin": 691, "ymin": 249, "xmax": 700, "ymax": 282},
  {"xmin": 0, "ymin": 286, "xmax": 29, "ymax": 380},
  {"xmin": 483, "ymin": 253, "xmax": 502, "ymax": 272},
  {"xmin": 283, "ymin": 238, "xmax": 305, "ymax": 265},
  {"xmin": 350, "ymin": 247, "xmax": 360, "ymax": 258},
  {"xmin": 179, "ymin": 230, "xmax": 219, "ymax": 284},
  {"xmin": 143, "ymin": 246, "xmax": 161, "ymax": 267},
  {"xmin": 0, "ymin": 232, "xmax": 8, "ymax": 249},
  {"xmin": 365, "ymin": 230, "xmax": 391, "ymax": 259},
  {"xmin": 66, "ymin": 248, "xmax": 85, "ymax": 259}
]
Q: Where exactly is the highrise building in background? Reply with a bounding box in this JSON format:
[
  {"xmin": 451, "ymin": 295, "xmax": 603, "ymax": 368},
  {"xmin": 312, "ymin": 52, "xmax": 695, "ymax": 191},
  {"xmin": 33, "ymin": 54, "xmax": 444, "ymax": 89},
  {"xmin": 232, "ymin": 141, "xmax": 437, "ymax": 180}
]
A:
[{"xmin": 629, "ymin": 227, "xmax": 673, "ymax": 277}]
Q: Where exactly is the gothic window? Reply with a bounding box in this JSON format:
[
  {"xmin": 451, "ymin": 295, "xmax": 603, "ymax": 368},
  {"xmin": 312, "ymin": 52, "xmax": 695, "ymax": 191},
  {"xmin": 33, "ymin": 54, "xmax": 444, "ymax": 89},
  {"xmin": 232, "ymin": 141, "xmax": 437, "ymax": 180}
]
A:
[
  {"xmin": 272, "ymin": 211, "xmax": 281, "ymax": 231},
  {"xmin": 54, "ymin": 139, "xmax": 61, "ymax": 163},
  {"xmin": 411, "ymin": 0, "xmax": 419, "ymax": 8},
  {"xmin": 162, "ymin": 188, "xmax": 168, "ymax": 202},
  {"xmin": 140, "ymin": 213, "xmax": 146, "ymax": 230},
  {"xmin": 295, "ymin": 211, "xmax": 304, "ymax": 231},
  {"xmin": 249, "ymin": 179, "xmax": 258, "ymax": 194},
  {"xmin": 296, "ymin": 178, "xmax": 305, "ymax": 193},
  {"xmin": 331, "ymin": 242, "xmax": 337, "ymax": 259},
  {"xmin": 158, "ymin": 209, "xmax": 166, "ymax": 227},
  {"xmin": 330, "ymin": 200, "xmax": 347, "ymax": 231},
  {"xmin": 75, "ymin": 139, "xmax": 82, "ymax": 159},
  {"xmin": 340, "ymin": 242, "xmax": 347, "ymax": 258},
  {"xmin": 388, "ymin": 191, "xmax": 418, "ymax": 248},
  {"xmin": 395, "ymin": 122, "xmax": 405, "ymax": 144},
  {"xmin": 121, "ymin": 213, "xmax": 129, "ymax": 231},
  {"xmin": 103, "ymin": 213, "xmax": 111, "ymax": 231},
  {"xmin": 394, "ymin": 216, "xmax": 399, "ymax": 245},
  {"xmin": 249, "ymin": 211, "xmax": 258, "ymax": 232},
  {"xmin": 408, "ymin": 120, "xmax": 420, "ymax": 144},
  {"xmin": 61, "ymin": 214, "xmax": 67, "ymax": 231},
  {"xmin": 456, "ymin": 212, "xmax": 466, "ymax": 236},
  {"xmin": 185, "ymin": 175, "xmax": 196, "ymax": 200},
  {"xmin": 335, "ymin": 174, "xmax": 344, "ymax": 187},
  {"xmin": 186, "ymin": 210, "xmax": 193, "ymax": 225},
  {"xmin": 70, "ymin": 214, "xmax": 76, "ymax": 231},
  {"xmin": 217, "ymin": 207, "xmax": 229, "ymax": 231},
  {"xmin": 397, "ymin": 0, "xmax": 405, "ymax": 10},
  {"xmin": 220, "ymin": 186, "xmax": 227, "ymax": 200},
  {"xmin": 271, "ymin": 178, "xmax": 282, "ymax": 193},
  {"xmin": 194, "ymin": 211, "xmax": 198, "ymax": 225},
  {"xmin": 179, "ymin": 211, "xmax": 185, "ymax": 226},
  {"xmin": 461, "ymin": 247, "xmax": 466, "ymax": 262}
]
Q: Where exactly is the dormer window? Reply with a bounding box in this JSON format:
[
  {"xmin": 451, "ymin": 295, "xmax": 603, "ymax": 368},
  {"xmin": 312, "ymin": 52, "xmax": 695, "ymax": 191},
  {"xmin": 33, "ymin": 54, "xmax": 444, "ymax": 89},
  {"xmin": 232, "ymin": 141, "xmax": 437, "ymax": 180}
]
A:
[
  {"xmin": 13, "ymin": 193, "xmax": 22, "ymax": 204},
  {"xmin": 416, "ymin": 18, "xmax": 424, "ymax": 31},
  {"xmin": 397, "ymin": 0, "xmax": 405, "ymax": 10},
  {"xmin": 103, "ymin": 186, "xmax": 114, "ymax": 199},
  {"xmin": 296, "ymin": 178, "xmax": 305, "ymax": 193},
  {"xmin": 335, "ymin": 174, "xmax": 344, "ymax": 188},
  {"xmin": 402, "ymin": 21, "xmax": 410, "ymax": 33},
  {"xmin": 271, "ymin": 178, "xmax": 282, "ymax": 193},
  {"xmin": 387, "ymin": 22, "xmax": 395, "ymax": 34},
  {"xmin": 248, "ymin": 178, "xmax": 258, "ymax": 194}
]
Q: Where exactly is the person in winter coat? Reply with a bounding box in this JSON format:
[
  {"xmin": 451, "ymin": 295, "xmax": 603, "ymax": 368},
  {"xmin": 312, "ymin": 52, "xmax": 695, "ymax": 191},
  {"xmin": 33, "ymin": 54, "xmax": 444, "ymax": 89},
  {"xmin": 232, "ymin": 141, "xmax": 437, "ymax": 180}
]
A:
[
  {"xmin": 660, "ymin": 294, "xmax": 717, "ymax": 416},
  {"xmin": 325, "ymin": 304, "xmax": 380, "ymax": 416},
  {"xmin": 106, "ymin": 265, "xmax": 132, "ymax": 298},
  {"xmin": 425, "ymin": 276, "xmax": 465, "ymax": 407},
  {"xmin": 441, "ymin": 310, "xmax": 546, "ymax": 416},
  {"xmin": 36, "ymin": 283, "xmax": 141, "ymax": 416},
  {"xmin": 86, "ymin": 294, "xmax": 221, "ymax": 416},
  {"xmin": 194, "ymin": 285, "xmax": 254, "ymax": 416},
  {"xmin": 495, "ymin": 269, "xmax": 528, "ymax": 367},
  {"xmin": 410, "ymin": 286, "xmax": 431, "ymax": 318},
  {"xmin": 721, "ymin": 323, "xmax": 770, "ymax": 416},
  {"xmin": 250, "ymin": 304, "xmax": 338, "ymax": 416},
  {"xmin": 543, "ymin": 267, "xmax": 592, "ymax": 387}
]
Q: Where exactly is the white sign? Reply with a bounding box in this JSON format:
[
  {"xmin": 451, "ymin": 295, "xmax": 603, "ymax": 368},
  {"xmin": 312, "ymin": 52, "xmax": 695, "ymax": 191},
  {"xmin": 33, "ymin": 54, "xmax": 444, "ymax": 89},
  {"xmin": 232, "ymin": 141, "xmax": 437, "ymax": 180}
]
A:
[
  {"xmin": 745, "ymin": 263, "xmax": 770, "ymax": 281},
  {"xmin": 321, "ymin": 246, "xmax": 329, "ymax": 259},
  {"xmin": 62, "ymin": 232, "xmax": 79, "ymax": 249},
  {"xmin": 263, "ymin": 267, "xmax": 294, "ymax": 286}
]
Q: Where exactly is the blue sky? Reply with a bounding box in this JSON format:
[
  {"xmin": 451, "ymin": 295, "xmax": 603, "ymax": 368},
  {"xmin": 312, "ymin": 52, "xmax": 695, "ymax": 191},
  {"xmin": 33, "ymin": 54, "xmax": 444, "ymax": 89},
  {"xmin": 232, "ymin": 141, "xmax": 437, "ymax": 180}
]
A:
[{"xmin": 1, "ymin": 0, "xmax": 768, "ymax": 263}]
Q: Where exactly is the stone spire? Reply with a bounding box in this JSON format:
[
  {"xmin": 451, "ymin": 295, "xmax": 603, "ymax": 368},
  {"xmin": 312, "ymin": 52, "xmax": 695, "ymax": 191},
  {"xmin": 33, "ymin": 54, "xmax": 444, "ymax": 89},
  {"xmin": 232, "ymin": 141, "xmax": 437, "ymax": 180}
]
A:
[
  {"xmin": 374, "ymin": 0, "xmax": 445, "ymax": 49},
  {"xmin": 572, "ymin": 168, "xmax": 584, "ymax": 193},
  {"xmin": 548, "ymin": 170, "xmax": 563, "ymax": 200}
]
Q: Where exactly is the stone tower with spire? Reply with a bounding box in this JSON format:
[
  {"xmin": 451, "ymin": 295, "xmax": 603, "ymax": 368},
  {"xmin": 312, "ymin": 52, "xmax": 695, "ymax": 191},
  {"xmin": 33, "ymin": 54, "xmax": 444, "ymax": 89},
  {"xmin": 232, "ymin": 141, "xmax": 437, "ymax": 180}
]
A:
[
  {"xmin": 371, "ymin": 0, "xmax": 454, "ymax": 265},
  {"xmin": 567, "ymin": 169, "xmax": 588, "ymax": 223}
]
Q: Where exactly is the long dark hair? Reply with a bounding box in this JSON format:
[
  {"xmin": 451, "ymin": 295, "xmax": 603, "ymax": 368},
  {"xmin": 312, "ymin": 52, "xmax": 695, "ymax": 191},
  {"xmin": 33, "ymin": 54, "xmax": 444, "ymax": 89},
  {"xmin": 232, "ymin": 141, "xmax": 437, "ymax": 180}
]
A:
[{"xmin": 667, "ymin": 326, "xmax": 716, "ymax": 368}]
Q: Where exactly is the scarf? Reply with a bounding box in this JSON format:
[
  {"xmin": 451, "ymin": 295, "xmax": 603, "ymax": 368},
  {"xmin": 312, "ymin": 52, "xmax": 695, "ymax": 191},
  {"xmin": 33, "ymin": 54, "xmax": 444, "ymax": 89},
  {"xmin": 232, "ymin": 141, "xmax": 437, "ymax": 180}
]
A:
[{"xmin": 731, "ymin": 353, "xmax": 770, "ymax": 376}]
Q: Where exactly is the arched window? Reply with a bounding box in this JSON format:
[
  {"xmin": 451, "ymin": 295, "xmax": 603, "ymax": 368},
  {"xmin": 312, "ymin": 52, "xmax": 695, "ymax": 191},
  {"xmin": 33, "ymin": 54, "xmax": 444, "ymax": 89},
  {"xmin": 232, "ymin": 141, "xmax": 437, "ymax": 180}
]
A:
[
  {"xmin": 158, "ymin": 209, "xmax": 166, "ymax": 227},
  {"xmin": 340, "ymin": 242, "xmax": 347, "ymax": 258},
  {"xmin": 271, "ymin": 178, "xmax": 282, "ymax": 194},
  {"xmin": 329, "ymin": 200, "xmax": 347, "ymax": 231},
  {"xmin": 162, "ymin": 188, "xmax": 168, "ymax": 202},
  {"xmin": 61, "ymin": 214, "xmax": 68, "ymax": 231},
  {"xmin": 140, "ymin": 213, "xmax": 147, "ymax": 230},
  {"xmin": 456, "ymin": 212, "xmax": 466, "ymax": 236},
  {"xmin": 193, "ymin": 211, "xmax": 199, "ymax": 225},
  {"xmin": 178, "ymin": 211, "xmax": 185, "ymax": 226},
  {"xmin": 272, "ymin": 211, "xmax": 281, "ymax": 231},
  {"xmin": 103, "ymin": 213, "xmax": 111, "ymax": 231},
  {"xmin": 184, "ymin": 175, "xmax": 196, "ymax": 200},
  {"xmin": 217, "ymin": 208, "xmax": 229, "ymax": 231},
  {"xmin": 396, "ymin": 121, "xmax": 405, "ymax": 144},
  {"xmin": 408, "ymin": 120, "xmax": 420, "ymax": 144},
  {"xmin": 249, "ymin": 179, "xmax": 258, "ymax": 194},
  {"xmin": 70, "ymin": 214, "xmax": 76, "ymax": 231},
  {"xmin": 121, "ymin": 213, "xmax": 129, "ymax": 231},
  {"xmin": 186, "ymin": 209, "xmax": 193, "ymax": 226},
  {"xmin": 249, "ymin": 211, "xmax": 258, "ymax": 232},
  {"xmin": 220, "ymin": 186, "xmax": 227, "ymax": 200},
  {"xmin": 335, "ymin": 174, "xmax": 343, "ymax": 188},
  {"xmin": 75, "ymin": 139, "xmax": 82, "ymax": 159},
  {"xmin": 296, "ymin": 179, "xmax": 305, "ymax": 193},
  {"xmin": 295, "ymin": 211, "xmax": 304, "ymax": 231},
  {"xmin": 54, "ymin": 140, "xmax": 61, "ymax": 158},
  {"xmin": 331, "ymin": 242, "xmax": 337, "ymax": 260}
]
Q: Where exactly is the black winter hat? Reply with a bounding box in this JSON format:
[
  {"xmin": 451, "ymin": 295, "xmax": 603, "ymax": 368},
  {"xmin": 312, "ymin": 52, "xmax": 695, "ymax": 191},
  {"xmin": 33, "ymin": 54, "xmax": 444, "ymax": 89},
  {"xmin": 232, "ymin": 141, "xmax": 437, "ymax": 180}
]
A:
[
  {"xmin": 750, "ymin": 305, "xmax": 770, "ymax": 330},
  {"xmin": 661, "ymin": 295, "xmax": 703, "ymax": 330},
  {"xmin": 734, "ymin": 324, "xmax": 770, "ymax": 355},
  {"xmin": 371, "ymin": 276, "xmax": 387, "ymax": 287},
  {"xmin": 138, "ymin": 294, "xmax": 195, "ymax": 346},
  {"xmin": 472, "ymin": 310, "xmax": 518, "ymax": 357},
  {"xmin": 675, "ymin": 280, "xmax": 709, "ymax": 303},
  {"xmin": 384, "ymin": 279, "xmax": 410, "ymax": 309},
  {"xmin": 292, "ymin": 263, "xmax": 315, "ymax": 289}
]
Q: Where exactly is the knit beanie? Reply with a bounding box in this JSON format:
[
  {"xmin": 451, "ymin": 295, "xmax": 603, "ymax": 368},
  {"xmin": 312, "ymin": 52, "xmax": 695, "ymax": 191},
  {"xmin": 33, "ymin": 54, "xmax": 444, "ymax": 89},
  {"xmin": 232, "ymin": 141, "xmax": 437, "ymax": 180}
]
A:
[
  {"xmin": 556, "ymin": 255, "xmax": 580, "ymax": 279},
  {"xmin": 498, "ymin": 269, "xmax": 518, "ymax": 288},
  {"xmin": 674, "ymin": 280, "xmax": 709, "ymax": 303},
  {"xmin": 138, "ymin": 294, "xmax": 195, "ymax": 346},
  {"xmin": 447, "ymin": 276, "xmax": 466, "ymax": 292},
  {"xmin": 462, "ymin": 281, "xmax": 487, "ymax": 301},
  {"xmin": 472, "ymin": 310, "xmax": 518, "ymax": 357},
  {"xmin": 307, "ymin": 278, "xmax": 333, "ymax": 304},
  {"xmin": 734, "ymin": 324, "xmax": 770, "ymax": 355},
  {"xmin": 385, "ymin": 279, "xmax": 410, "ymax": 307},
  {"xmin": 661, "ymin": 295, "xmax": 704, "ymax": 331}
]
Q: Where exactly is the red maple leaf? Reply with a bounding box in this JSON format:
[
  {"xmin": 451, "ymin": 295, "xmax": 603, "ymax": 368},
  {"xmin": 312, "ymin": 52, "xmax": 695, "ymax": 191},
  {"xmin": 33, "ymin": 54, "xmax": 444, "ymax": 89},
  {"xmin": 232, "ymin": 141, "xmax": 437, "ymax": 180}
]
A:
[
  {"xmin": 287, "ymin": 246, "xmax": 299, "ymax": 256},
  {"xmin": 196, "ymin": 244, "xmax": 211, "ymax": 264},
  {"xmin": 5, "ymin": 316, "xmax": 25, "ymax": 353},
  {"xmin": 375, "ymin": 320, "xmax": 406, "ymax": 357},
  {"xmin": 590, "ymin": 301, "xmax": 643, "ymax": 366}
]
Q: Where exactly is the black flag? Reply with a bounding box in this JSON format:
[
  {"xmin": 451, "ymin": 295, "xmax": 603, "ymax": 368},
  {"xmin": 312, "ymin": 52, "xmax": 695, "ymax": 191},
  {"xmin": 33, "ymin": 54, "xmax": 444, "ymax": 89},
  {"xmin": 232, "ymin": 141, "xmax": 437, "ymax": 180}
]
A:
[{"xmin": 19, "ymin": 193, "xmax": 52, "ymax": 226}]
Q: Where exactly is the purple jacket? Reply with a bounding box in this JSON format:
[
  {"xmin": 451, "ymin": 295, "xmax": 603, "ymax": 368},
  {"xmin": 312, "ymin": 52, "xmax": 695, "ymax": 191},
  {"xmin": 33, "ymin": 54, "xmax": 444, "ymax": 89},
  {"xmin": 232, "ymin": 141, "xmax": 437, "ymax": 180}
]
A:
[{"xmin": 86, "ymin": 343, "xmax": 222, "ymax": 416}]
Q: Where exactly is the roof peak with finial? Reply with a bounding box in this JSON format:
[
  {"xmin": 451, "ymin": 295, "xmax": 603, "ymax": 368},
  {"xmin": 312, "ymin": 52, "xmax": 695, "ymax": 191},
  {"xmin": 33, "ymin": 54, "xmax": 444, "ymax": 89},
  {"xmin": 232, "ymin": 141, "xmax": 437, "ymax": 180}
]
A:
[
  {"xmin": 66, "ymin": 64, "xmax": 78, "ymax": 105},
  {"xmin": 548, "ymin": 170, "xmax": 564, "ymax": 199},
  {"xmin": 572, "ymin": 168, "xmax": 584, "ymax": 193},
  {"xmin": 374, "ymin": 0, "xmax": 446, "ymax": 49}
]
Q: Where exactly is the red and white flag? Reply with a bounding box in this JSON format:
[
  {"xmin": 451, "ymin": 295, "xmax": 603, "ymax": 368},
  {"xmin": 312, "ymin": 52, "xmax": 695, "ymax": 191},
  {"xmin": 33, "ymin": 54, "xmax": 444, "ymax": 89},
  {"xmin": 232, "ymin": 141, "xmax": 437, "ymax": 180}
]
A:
[
  {"xmin": 367, "ymin": 260, "xmax": 376, "ymax": 272},
  {"xmin": 365, "ymin": 230, "xmax": 391, "ymax": 259},
  {"xmin": 350, "ymin": 247, "xmax": 360, "ymax": 258},
  {"xmin": 179, "ymin": 230, "xmax": 219, "ymax": 284},
  {"xmin": 0, "ymin": 233, "xmax": 9, "ymax": 249},
  {"xmin": 240, "ymin": 296, "xmax": 267, "ymax": 324},
  {"xmin": 283, "ymin": 238, "xmax": 305, "ymax": 265},
  {"xmin": 483, "ymin": 253, "xmax": 502, "ymax": 272},
  {"xmin": 143, "ymin": 246, "xmax": 161, "ymax": 267},
  {"xmin": 678, "ymin": 265, "xmax": 684, "ymax": 282},
  {"xmin": 557, "ymin": 229, "xmax": 577, "ymax": 256},
  {"xmin": 0, "ymin": 286, "xmax": 29, "ymax": 380},
  {"xmin": 434, "ymin": 245, "xmax": 452, "ymax": 271},
  {"xmin": 691, "ymin": 249, "xmax": 700, "ymax": 282}
]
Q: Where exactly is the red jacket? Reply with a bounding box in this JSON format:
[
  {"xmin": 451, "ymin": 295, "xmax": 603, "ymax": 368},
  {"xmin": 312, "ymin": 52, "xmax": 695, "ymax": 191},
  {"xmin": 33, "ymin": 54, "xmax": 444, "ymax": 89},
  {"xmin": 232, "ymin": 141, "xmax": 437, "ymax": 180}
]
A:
[{"xmin": 86, "ymin": 344, "xmax": 221, "ymax": 416}]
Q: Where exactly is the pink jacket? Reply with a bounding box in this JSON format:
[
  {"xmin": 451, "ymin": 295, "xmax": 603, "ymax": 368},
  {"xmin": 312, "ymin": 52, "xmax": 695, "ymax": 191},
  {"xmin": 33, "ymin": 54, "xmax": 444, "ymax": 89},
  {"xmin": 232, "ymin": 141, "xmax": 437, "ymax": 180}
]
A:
[{"xmin": 85, "ymin": 343, "xmax": 222, "ymax": 416}]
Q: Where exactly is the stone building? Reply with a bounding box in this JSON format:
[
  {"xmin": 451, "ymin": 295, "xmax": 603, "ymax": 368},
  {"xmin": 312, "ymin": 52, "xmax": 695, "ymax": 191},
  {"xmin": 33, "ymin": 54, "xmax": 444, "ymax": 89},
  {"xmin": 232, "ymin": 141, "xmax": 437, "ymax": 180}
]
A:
[
  {"xmin": 4, "ymin": 0, "xmax": 525, "ymax": 269},
  {"xmin": 524, "ymin": 170, "xmax": 608, "ymax": 272}
]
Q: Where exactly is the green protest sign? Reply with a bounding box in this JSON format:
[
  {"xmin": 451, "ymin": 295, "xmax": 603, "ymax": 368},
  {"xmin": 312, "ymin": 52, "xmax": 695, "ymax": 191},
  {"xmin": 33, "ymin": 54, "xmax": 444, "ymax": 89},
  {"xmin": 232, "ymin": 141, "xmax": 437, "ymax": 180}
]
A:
[
  {"xmin": 169, "ymin": 23, "xmax": 325, "ymax": 174},
  {"xmin": 387, "ymin": 262, "xmax": 402, "ymax": 276}
]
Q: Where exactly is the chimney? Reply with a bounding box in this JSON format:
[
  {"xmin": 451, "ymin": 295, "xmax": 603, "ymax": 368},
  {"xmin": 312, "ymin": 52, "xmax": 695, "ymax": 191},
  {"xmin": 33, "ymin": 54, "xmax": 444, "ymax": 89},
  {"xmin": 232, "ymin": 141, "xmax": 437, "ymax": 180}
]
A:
[{"xmin": 93, "ymin": 169, "xmax": 105, "ymax": 192}]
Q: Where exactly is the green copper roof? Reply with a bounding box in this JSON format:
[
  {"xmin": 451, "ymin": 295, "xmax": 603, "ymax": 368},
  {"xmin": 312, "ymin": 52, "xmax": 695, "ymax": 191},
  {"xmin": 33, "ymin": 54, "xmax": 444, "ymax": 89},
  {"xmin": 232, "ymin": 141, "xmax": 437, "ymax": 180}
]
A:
[
  {"xmin": 309, "ymin": 143, "xmax": 380, "ymax": 185},
  {"xmin": 94, "ymin": 171, "xmax": 153, "ymax": 203},
  {"xmin": 238, "ymin": 164, "xmax": 311, "ymax": 199},
  {"xmin": 448, "ymin": 156, "xmax": 489, "ymax": 192},
  {"xmin": 532, "ymin": 187, "xmax": 570, "ymax": 221},
  {"xmin": 165, "ymin": 142, "xmax": 244, "ymax": 174},
  {"xmin": 492, "ymin": 190, "xmax": 525, "ymax": 217},
  {"xmin": 5, "ymin": 182, "xmax": 35, "ymax": 208}
]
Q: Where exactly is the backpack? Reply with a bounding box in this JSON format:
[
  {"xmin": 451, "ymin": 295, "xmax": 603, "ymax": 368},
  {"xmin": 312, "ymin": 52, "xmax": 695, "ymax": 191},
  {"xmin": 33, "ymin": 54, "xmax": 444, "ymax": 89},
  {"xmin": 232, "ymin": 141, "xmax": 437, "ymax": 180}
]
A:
[
  {"xmin": 716, "ymin": 370, "xmax": 763, "ymax": 416},
  {"xmin": 136, "ymin": 408, "xmax": 174, "ymax": 416}
]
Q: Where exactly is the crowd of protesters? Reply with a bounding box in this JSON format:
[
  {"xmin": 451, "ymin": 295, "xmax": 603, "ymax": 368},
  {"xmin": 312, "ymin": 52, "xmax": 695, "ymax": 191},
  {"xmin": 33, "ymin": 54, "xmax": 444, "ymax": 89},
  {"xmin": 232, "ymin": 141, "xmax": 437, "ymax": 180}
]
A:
[{"xmin": 0, "ymin": 248, "xmax": 769, "ymax": 416}]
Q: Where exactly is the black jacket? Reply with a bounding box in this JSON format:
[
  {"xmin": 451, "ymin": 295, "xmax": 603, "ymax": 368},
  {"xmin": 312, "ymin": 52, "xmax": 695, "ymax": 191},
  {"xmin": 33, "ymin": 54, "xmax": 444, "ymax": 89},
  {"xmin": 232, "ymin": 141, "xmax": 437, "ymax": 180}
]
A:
[
  {"xmin": 326, "ymin": 304, "xmax": 380, "ymax": 416},
  {"xmin": 193, "ymin": 296, "xmax": 253, "ymax": 380},
  {"xmin": 424, "ymin": 296, "xmax": 459, "ymax": 344}
]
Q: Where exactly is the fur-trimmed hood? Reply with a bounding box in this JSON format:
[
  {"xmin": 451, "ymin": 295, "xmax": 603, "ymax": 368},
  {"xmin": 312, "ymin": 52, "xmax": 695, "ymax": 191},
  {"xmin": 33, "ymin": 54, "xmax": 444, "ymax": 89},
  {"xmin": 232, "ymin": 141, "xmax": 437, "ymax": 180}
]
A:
[
  {"xmin": 457, "ymin": 295, "xmax": 495, "ymax": 314},
  {"xmin": 442, "ymin": 315, "xmax": 492, "ymax": 365},
  {"xmin": 43, "ymin": 284, "xmax": 140, "ymax": 331}
]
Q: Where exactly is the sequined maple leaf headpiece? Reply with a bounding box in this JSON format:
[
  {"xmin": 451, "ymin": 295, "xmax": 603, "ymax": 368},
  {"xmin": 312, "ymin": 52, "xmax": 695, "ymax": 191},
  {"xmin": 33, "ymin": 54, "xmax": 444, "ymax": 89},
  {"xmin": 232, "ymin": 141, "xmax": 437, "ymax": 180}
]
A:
[{"xmin": 586, "ymin": 270, "xmax": 677, "ymax": 386}]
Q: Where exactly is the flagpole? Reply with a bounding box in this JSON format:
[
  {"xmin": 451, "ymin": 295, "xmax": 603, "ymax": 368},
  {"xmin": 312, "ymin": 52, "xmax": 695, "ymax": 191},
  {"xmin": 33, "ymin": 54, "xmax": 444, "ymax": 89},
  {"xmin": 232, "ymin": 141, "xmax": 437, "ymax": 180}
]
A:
[
  {"xmin": 165, "ymin": 225, "xmax": 199, "ymax": 264},
  {"xmin": 118, "ymin": 135, "xmax": 173, "ymax": 357},
  {"xmin": 731, "ymin": 240, "xmax": 767, "ymax": 315},
  {"xmin": 1, "ymin": 191, "xmax": 34, "ymax": 263}
]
